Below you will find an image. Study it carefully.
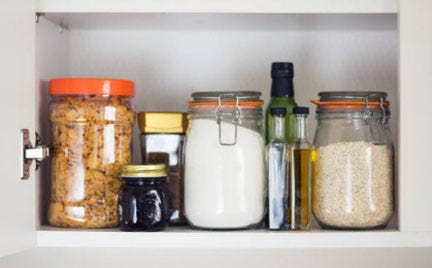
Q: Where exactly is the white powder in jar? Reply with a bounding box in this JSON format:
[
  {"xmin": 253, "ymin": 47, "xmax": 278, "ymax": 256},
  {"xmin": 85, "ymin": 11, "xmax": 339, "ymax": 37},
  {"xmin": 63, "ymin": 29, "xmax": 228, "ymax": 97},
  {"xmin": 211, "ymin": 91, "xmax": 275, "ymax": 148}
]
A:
[{"xmin": 185, "ymin": 119, "xmax": 266, "ymax": 229}]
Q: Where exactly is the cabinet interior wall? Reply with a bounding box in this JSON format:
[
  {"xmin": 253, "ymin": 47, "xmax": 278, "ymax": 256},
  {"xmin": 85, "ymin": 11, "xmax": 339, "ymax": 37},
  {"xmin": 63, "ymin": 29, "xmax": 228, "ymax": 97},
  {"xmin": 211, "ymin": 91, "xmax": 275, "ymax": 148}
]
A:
[{"xmin": 35, "ymin": 13, "xmax": 399, "ymax": 229}]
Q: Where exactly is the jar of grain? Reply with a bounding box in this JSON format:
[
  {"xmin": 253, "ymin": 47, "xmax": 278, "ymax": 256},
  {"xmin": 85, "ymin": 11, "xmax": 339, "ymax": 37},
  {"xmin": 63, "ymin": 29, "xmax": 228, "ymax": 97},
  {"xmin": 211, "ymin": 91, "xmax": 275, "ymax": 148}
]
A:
[
  {"xmin": 48, "ymin": 78, "xmax": 135, "ymax": 228},
  {"xmin": 311, "ymin": 91, "xmax": 394, "ymax": 230},
  {"xmin": 185, "ymin": 91, "xmax": 266, "ymax": 230}
]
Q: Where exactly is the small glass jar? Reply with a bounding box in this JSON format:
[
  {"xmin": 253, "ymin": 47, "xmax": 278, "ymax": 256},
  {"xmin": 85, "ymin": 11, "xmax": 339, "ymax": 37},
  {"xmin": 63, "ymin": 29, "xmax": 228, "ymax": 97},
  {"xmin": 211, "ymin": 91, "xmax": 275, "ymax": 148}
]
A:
[
  {"xmin": 118, "ymin": 164, "xmax": 170, "ymax": 231},
  {"xmin": 311, "ymin": 91, "xmax": 394, "ymax": 229},
  {"xmin": 185, "ymin": 91, "xmax": 266, "ymax": 230},
  {"xmin": 48, "ymin": 78, "xmax": 135, "ymax": 228},
  {"xmin": 138, "ymin": 112, "xmax": 187, "ymax": 225}
]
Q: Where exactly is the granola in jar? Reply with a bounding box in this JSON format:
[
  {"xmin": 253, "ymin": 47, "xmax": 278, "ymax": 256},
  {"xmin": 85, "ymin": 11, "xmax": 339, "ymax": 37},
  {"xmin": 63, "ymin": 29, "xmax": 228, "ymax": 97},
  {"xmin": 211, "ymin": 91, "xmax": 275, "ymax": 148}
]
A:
[{"xmin": 47, "ymin": 78, "xmax": 135, "ymax": 228}]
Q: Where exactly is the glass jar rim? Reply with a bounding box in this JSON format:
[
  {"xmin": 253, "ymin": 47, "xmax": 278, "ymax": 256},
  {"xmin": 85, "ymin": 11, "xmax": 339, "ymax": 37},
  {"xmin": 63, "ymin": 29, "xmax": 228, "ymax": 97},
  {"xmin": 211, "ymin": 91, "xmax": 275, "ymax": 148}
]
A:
[
  {"xmin": 317, "ymin": 91, "xmax": 388, "ymax": 102},
  {"xmin": 188, "ymin": 91, "xmax": 263, "ymax": 107},
  {"xmin": 312, "ymin": 91, "xmax": 391, "ymax": 116}
]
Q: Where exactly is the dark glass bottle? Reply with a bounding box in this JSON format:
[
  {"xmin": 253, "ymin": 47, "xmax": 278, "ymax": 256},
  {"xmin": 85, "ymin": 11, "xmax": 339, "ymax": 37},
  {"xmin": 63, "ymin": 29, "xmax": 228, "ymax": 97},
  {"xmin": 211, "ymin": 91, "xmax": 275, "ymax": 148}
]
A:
[
  {"xmin": 266, "ymin": 62, "xmax": 297, "ymax": 144},
  {"xmin": 138, "ymin": 112, "xmax": 187, "ymax": 226},
  {"xmin": 118, "ymin": 164, "xmax": 171, "ymax": 231}
]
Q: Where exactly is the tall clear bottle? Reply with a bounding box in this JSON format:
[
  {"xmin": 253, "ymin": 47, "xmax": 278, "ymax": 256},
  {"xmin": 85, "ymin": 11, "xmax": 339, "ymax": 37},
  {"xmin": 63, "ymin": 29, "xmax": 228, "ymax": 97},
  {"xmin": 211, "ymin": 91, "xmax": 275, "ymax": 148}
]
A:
[
  {"xmin": 266, "ymin": 62, "xmax": 297, "ymax": 144},
  {"xmin": 267, "ymin": 107, "xmax": 289, "ymax": 230},
  {"xmin": 288, "ymin": 107, "xmax": 311, "ymax": 230}
]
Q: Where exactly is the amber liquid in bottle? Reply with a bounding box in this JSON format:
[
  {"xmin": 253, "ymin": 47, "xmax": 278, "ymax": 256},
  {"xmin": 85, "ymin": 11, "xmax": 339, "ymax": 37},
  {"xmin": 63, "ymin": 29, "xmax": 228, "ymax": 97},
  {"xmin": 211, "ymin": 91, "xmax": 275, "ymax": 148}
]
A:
[
  {"xmin": 288, "ymin": 108, "xmax": 311, "ymax": 230},
  {"xmin": 288, "ymin": 148, "xmax": 311, "ymax": 230}
]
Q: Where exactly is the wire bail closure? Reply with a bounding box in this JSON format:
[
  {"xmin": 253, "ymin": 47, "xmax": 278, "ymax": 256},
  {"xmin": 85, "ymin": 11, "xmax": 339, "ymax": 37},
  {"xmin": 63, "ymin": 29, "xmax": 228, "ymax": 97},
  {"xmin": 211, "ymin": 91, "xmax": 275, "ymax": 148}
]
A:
[
  {"xmin": 379, "ymin": 97, "xmax": 387, "ymax": 125},
  {"xmin": 364, "ymin": 96, "xmax": 387, "ymax": 125},
  {"xmin": 364, "ymin": 96, "xmax": 372, "ymax": 124},
  {"xmin": 215, "ymin": 93, "xmax": 241, "ymax": 146},
  {"xmin": 364, "ymin": 95, "xmax": 388, "ymax": 145}
]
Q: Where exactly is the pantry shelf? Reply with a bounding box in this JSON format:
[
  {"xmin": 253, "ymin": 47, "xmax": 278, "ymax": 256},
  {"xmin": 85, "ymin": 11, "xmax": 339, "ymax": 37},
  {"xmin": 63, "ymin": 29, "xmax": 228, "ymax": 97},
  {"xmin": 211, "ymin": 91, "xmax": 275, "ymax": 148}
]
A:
[
  {"xmin": 36, "ymin": 228, "xmax": 432, "ymax": 249},
  {"xmin": 36, "ymin": 0, "xmax": 397, "ymax": 14}
]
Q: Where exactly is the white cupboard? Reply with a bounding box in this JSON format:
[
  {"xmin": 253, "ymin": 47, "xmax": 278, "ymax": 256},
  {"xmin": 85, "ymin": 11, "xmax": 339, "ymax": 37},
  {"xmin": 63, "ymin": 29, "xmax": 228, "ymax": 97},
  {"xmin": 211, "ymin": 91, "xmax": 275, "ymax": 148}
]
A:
[
  {"xmin": 0, "ymin": 0, "xmax": 36, "ymax": 257},
  {"xmin": 1, "ymin": 0, "xmax": 432, "ymax": 266}
]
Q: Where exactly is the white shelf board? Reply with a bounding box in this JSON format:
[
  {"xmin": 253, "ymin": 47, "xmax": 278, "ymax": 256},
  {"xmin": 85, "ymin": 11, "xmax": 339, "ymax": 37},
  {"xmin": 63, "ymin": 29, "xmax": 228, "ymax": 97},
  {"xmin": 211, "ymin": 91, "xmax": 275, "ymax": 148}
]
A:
[
  {"xmin": 39, "ymin": 13, "xmax": 397, "ymax": 32},
  {"xmin": 36, "ymin": 0, "xmax": 397, "ymax": 14},
  {"xmin": 36, "ymin": 227, "xmax": 432, "ymax": 249}
]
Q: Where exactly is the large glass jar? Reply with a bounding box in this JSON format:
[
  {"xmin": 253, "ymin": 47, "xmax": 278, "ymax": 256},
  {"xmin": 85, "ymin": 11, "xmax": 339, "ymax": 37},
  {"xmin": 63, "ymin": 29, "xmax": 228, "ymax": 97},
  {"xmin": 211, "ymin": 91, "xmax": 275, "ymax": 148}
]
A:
[
  {"xmin": 185, "ymin": 91, "xmax": 266, "ymax": 230},
  {"xmin": 118, "ymin": 164, "xmax": 170, "ymax": 232},
  {"xmin": 311, "ymin": 91, "xmax": 394, "ymax": 229},
  {"xmin": 138, "ymin": 112, "xmax": 188, "ymax": 225},
  {"xmin": 48, "ymin": 78, "xmax": 135, "ymax": 228}
]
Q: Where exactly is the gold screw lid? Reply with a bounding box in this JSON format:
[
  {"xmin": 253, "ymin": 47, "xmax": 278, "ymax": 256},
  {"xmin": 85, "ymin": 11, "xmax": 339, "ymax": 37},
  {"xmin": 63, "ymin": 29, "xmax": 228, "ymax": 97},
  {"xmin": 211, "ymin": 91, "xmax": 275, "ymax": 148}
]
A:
[
  {"xmin": 121, "ymin": 164, "xmax": 167, "ymax": 178},
  {"xmin": 138, "ymin": 112, "xmax": 188, "ymax": 134}
]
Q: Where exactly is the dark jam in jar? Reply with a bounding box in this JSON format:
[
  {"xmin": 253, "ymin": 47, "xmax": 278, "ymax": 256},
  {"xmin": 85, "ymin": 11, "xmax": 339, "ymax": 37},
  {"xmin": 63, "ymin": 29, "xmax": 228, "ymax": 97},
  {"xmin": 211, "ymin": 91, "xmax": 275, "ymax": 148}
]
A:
[{"xmin": 118, "ymin": 164, "xmax": 170, "ymax": 231}]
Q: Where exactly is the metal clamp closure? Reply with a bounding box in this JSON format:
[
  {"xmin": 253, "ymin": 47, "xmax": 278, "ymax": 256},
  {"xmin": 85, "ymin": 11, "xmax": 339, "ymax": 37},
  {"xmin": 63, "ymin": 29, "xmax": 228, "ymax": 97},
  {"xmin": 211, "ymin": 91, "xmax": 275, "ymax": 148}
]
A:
[
  {"xmin": 20, "ymin": 129, "xmax": 50, "ymax": 180},
  {"xmin": 215, "ymin": 94, "xmax": 241, "ymax": 146},
  {"xmin": 379, "ymin": 97, "xmax": 387, "ymax": 125},
  {"xmin": 364, "ymin": 96, "xmax": 387, "ymax": 125},
  {"xmin": 364, "ymin": 97, "xmax": 388, "ymax": 145},
  {"xmin": 363, "ymin": 96, "xmax": 372, "ymax": 125}
]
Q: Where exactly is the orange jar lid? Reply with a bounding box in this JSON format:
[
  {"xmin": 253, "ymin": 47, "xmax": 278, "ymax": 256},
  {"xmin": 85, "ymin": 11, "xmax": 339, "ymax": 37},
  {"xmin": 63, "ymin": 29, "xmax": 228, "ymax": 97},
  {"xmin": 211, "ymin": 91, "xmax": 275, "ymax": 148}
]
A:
[
  {"xmin": 49, "ymin": 78, "xmax": 135, "ymax": 96},
  {"xmin": 311, "ymin": 91, "xmax": 390, "ymax": 109}
]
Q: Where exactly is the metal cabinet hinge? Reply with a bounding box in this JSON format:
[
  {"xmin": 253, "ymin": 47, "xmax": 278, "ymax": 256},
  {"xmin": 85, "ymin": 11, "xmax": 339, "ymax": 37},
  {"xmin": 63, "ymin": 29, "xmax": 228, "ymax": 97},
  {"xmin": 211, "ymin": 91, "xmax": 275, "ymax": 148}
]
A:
[
  {"xmin": 20, "ymin": 129, "xmax": 50, "ymax": 180},
  {"xmin": 35, "ymin": 12, "xmax": 67, "ymax": 33},
  {"xmin": 35, "ymin": 12, "xmax": 45, "ymax": 23}
]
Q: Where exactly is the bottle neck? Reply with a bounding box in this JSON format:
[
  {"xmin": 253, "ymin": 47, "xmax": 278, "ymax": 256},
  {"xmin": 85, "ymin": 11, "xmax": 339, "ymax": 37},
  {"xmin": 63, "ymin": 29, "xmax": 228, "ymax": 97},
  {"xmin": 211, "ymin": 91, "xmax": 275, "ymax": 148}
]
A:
[
  {"xmin": 271, "ymin": 77, "xmax": 294, "ymax": 98},
  {"xmin": 294, "ymin": 115, "xmax": 307, "ymax": 141},
  {"xmin": 272, "ymin": 115, "xmax": 286, "ymax": 142}
]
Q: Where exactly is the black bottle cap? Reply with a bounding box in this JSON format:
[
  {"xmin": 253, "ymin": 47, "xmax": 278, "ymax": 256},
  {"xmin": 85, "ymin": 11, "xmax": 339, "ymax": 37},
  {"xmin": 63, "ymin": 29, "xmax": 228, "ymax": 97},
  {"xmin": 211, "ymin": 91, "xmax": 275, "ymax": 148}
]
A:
[
  {"xmin": 270, "ymin": 62, "xmax": 295, "ymax": 97},
  {"xmin": 293, "ymin": 106, "xmax": 309, "ymax": 115},
  {"xmin": 271, "ymin": 62, "xmax": 294, "ymax": 79},
  {"xmin": 270, "ymin": 107, "xmax": 287, "ymax": 116}
]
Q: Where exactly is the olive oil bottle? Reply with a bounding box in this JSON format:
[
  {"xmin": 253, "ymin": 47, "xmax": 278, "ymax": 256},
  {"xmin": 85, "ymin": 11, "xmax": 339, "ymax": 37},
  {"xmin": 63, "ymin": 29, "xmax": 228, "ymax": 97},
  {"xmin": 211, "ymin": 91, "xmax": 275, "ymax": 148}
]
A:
[
  {"xmin": 288, "ymin": 107, "xmax": 311, "ymax": 230},
  {"xmin": 266, "ymin": 62, "xmax": 297, "ymax": 144}
]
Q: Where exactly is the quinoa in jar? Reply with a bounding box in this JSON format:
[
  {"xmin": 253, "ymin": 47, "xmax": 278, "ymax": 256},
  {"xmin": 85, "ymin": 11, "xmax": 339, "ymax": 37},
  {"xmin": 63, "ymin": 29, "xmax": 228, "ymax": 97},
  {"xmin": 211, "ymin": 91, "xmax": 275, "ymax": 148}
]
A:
[{"xmin": 311, "ymin": 91, "xmax": 394, "ymax": 229}]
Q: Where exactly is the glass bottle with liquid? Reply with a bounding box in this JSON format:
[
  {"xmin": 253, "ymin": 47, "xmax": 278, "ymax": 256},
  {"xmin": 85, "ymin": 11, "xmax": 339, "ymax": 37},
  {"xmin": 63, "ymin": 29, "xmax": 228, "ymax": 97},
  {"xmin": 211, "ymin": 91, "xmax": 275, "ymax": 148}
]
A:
[
  {"xmin": 266, "ymin": 107, "xmax": 289, "ymax": 230},
  {"xmin": 138, "ymin": 112, "xmax": 188, "ymax": 226},
  {"xmin": 288, "ymin": 107, "xmax": 311, "ymax": 230},
  {"xmin": 266, "ymin": 62, "xmax": 297, "ymax": 144}
]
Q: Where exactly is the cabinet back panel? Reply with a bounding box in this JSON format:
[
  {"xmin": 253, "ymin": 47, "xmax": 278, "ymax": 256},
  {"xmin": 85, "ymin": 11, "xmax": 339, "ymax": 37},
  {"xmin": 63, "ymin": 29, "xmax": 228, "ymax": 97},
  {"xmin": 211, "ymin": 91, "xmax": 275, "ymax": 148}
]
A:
[
  {"xmin": 36, "ymin": 13, "xmax": 398, "ymax": 228},
  {"xmin": 68, "ymin": 14, "xmax": 398, "ymax": 159}
]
